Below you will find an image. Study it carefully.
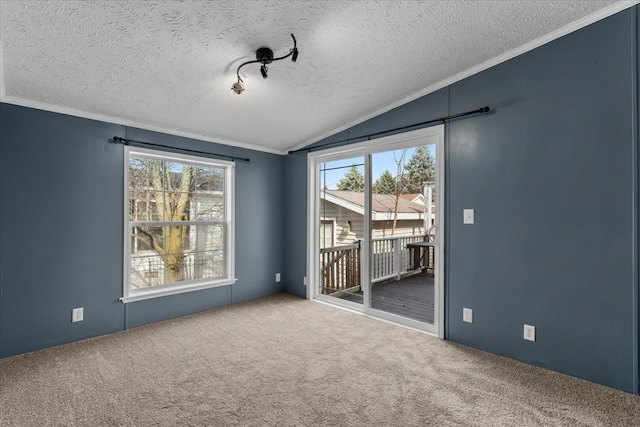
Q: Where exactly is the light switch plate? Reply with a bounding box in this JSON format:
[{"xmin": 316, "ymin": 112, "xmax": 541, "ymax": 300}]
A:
[{"xmin": 463, "ymin": 209, "xmax": 475, "ymax": 224}]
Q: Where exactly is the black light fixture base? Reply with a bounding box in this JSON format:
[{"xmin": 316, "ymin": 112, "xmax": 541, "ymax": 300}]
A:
[
  {"xmin": 232, "ymin": 35, "xmax": 298, "ymax": 94},
  {"xmin": 256, "ymin": 47, "xmax": 274, "ymax": 64}
]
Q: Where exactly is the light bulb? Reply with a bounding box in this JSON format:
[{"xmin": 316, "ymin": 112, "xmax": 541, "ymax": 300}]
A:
[{"xmin": 231, "ymin": 81, "xmax": 244, "ymax": 94}]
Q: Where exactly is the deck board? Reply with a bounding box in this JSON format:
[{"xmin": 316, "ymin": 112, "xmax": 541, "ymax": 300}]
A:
[{"xmin": 340, "ymin": 274, "xmax": 434, "ymax": 323}]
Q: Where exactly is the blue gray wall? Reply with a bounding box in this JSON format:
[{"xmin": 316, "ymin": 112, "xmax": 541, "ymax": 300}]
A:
[
  {"xmin": 0, "ymin": 105, "xmax": 285, "ymax": 357},
  {"xmin": 284, "ymin": 8, "xmax": 639, "ymax": 394},
  {"xmin": 446, "ymin": 9, "xmax": 635, "ymax": 393}
]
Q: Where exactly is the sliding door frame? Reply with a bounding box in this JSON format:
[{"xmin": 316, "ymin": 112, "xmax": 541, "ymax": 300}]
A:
[{"xmin": 307, "ymin": 125, "xmax": 445, "ymax": 337}]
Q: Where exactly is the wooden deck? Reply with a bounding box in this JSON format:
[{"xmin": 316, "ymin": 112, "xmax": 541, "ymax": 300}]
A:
[{"xmin": 340, "ymin": 273, "xmax": 434, "ymax": 324}]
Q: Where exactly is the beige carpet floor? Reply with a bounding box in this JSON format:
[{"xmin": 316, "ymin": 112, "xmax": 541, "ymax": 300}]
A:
[{"xmin": 1, "ymin": 293, "xmax": 639, "ymax": 426}]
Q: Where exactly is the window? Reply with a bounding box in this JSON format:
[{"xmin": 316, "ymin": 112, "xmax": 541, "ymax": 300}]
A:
[
  {"xmin": 319, "ymin": 219, "xmax": 335, "ymax": 249},
  {"xmin": 122, "ymin": 147, "xmax": 235, "ymax": 303}
]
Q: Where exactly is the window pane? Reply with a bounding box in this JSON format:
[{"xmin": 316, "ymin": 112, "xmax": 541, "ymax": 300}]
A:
[
  {"xmin": 193, "ymin": 251, "xmax": 224, "ymax": 280},
  {"xmin": 131, "ymin": 255, "xmax": 165, "ymax": 289},
  {"xmin": 166, "ymin": 162, "xmax": 196, "ymax": 192},
  {"xmin": 164, "ymin": 192, "xmax": 197, "ymax": 221},
  {"xmin": 163, "ymin": 225, "xmax": 192, "ymax": 254},
  {"xmin": 131, "ymin": 226, "xmax": 163, "ymax": 256},
  {"xmin": 164, "ymin": 254, "xmax": 190, "ymax": 284},
  {"xmin": 130, "ymin": 157, "xmax": 165, "ymax": 191},
  {"xmin": 196, "ymin": 224, "xmax": 224, "ymax": 251},
  {"xmin": 195, "ymin": 194, "xmax": 224, "ymax": 221},
  {"xmin": 195, "ymin": 166, "xmax": 224, "ymax": 192},
  {"xmin": 320, "ymin": 221, "xmax": 334, "ymax": 249},
  {"xmin": 129, "ymin": 191, "xmax": 141, "ymax": 221},
  {"xmin": 129, "ymin": 157, "xmax": 151, "ymax": 190},
  {"xmin": 130, "ymin": 192, "xmax": 162, "ymax": 221}
]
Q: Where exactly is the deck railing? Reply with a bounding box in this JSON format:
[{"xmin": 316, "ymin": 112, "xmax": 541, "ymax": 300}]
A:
[
  {"xmin": 320, "ymin": 242, "xmax": 361, "ymax": 295},
  {"xmin": 372, "ymin": 234, "xmax": 428, "ymax": 283},
  {"xmin": 320, "ymin": 233, "xmax": 433, "ymax": 294}
]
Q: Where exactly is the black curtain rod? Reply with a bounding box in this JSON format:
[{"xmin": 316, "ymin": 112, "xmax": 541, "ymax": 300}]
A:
[
  {"xmin": 288, "ymin": 106, "xmax": 491, "ymax": 155},
  {"xmin": 110, "ymin": 137, "xmax": 250, "ymax": 162}
]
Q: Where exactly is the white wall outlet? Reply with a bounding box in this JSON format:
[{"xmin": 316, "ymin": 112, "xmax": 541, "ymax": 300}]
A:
[
  {"xmin": 463, "ymin": 307, "xmax": 473, "ymax": 323},
  {"xmin": 463, "ymin": 209, "xmax": 475, "ymax": 224},
  {"xmin": 275, "ymin": 273, "xmax": 281, "ymax": 283},
  {"xmin": 524, "ymin": 324, "xmax": 536, "ymax": 342},
  {"xmin": 303, "ymin": 276, "xmax": 308, "ymax": 286},
  {"xmin": 72, "ymin": 307, "xmax": 84, "ymax": 323}
]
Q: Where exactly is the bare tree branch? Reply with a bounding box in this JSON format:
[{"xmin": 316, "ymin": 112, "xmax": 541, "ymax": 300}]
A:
[{"xmin": 133, "ymin": 226, "xmax": 164, "ymax": 255}]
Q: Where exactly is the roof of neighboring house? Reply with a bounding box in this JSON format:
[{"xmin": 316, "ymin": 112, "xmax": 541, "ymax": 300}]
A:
[
  {"xmin": 322, "ymin": 190, "xmax": 426, "ymax": 216},
  {"xmin": 399, "ymin": 193, "xmax": 420, "ymax": 200},
  {"xmin": 399, "ymin": 193, "xmax": 425, "ymax": 204}
]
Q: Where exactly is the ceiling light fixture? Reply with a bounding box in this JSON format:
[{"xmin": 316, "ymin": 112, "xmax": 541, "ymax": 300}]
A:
[{"xmin": 231, "ymin": 34, "xmax": 298, "ymax": 95}]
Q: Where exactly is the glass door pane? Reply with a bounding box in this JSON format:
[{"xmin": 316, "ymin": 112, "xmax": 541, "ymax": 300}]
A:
[
  {"xmin": 369, "ymin": 145, "xmax": 437, "ymax": 324},
  {"xmin": 318, "ymin": 157, "xmax": 365, "ymax": 305}
]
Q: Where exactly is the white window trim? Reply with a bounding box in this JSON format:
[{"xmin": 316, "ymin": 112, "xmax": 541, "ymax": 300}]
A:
[{"xmin": 121, "ymin": 146, "xmax": 236, "ymax": 304}]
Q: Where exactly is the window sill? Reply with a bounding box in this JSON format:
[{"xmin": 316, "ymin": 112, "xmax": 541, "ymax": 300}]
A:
[{"xmin": 120, "ymin": 278, "xmax": 237, "ymax": 303}]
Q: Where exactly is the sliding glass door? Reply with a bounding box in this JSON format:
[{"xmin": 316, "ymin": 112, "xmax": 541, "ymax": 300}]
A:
[
  {"xmin": 368, "ymin": 145, "xmax": 438, "ymax": 324},
  {"xmin": 317, "ymin": 156, "xmax": 365, "ymax": 306},
  {"xmin": 308, "ymin": 126, "xmax": 444, "ymax": 335}
]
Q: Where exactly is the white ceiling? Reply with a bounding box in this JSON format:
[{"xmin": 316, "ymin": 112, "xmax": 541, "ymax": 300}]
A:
[{"xmin": 0, "ymin": 1, "xmax": 634, "ymax": 154}]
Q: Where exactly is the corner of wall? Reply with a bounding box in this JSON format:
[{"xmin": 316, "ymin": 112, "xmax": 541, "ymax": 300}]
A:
[{"xmin": 283, "ymin": 151, "xmax": 309, "ymax": 299}]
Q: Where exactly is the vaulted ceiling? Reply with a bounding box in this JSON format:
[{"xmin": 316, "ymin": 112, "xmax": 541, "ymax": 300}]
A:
[{"xmin": 0, "ymin": 1, "xmax": 632, "ymax": 154}]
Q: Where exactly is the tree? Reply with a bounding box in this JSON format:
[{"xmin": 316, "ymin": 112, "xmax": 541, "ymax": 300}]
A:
[
  {"xmin": 337, "ymin": 165, "xmax": 365, "ymax": 192},
  {"xmin": 390, "ymin": 150, "xmax": 407, "ymax": 235},
  {"xmin": 373, "ymin": 170, "xmax": 396, "ymax": 194},
  {"xmin": 129, "ymin": 159, "xmax": 224, "ymax": 284},
  {"xmin": 403, "ymin": 146, "xmax": 435, "ymax": 194},
  {"xmin": 130, "ymin": 160, "xmax": 195, "ymax": 284}
]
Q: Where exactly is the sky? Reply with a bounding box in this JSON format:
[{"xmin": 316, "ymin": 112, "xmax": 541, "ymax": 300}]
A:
[{"xmin": 320, "ymin": 144, "xmax": 435, "ymax": 190}]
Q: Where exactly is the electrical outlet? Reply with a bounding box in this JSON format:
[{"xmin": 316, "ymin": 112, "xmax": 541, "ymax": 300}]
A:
[
  {"xmin": 524, "ymin": 324, "xmax": 535, "ymax": 342},
  {"xmin": 72, "ymin": 307, "xmax": 84, "ymax": 323},
  {"xmin": 275, "ymin": 273, "xmax": 281, "ymax": 283},
  {"xmin": 463, "ymin": 308, "xmax": 473, "ymax": 323}
]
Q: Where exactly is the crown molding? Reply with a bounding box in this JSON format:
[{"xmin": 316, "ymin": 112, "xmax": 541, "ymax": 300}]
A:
[{"xmin": 0, "ymin": 96, "xmax": 288, "ymax": 156}]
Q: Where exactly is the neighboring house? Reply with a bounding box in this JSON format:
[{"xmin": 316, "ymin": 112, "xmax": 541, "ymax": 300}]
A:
[{"xmin": 319, "ymin": 190, "xmax": 435, "ymax": 247}]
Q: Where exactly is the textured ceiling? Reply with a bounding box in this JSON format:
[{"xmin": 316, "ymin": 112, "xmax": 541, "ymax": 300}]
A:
[{"xmin": 0, "ymin": 1, "xmax": 631, "ymax": 153}]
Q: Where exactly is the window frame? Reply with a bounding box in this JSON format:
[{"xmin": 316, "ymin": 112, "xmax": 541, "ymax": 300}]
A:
[{"xmin": 121, "ymin": 146, "xmax": 236, "ymax": 303}]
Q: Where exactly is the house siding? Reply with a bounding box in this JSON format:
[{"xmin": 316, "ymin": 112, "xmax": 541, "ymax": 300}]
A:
[
  {"xmin": 320, "ymin": 201, "xmax": 363, "ymax": 245},
  {"xmin": 320, "ymin": 200, "xmax": 427, "ymax": 245},
  {"xmin": 372, "ymin": 220, "xmax": 425, "ymax": 239}
]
